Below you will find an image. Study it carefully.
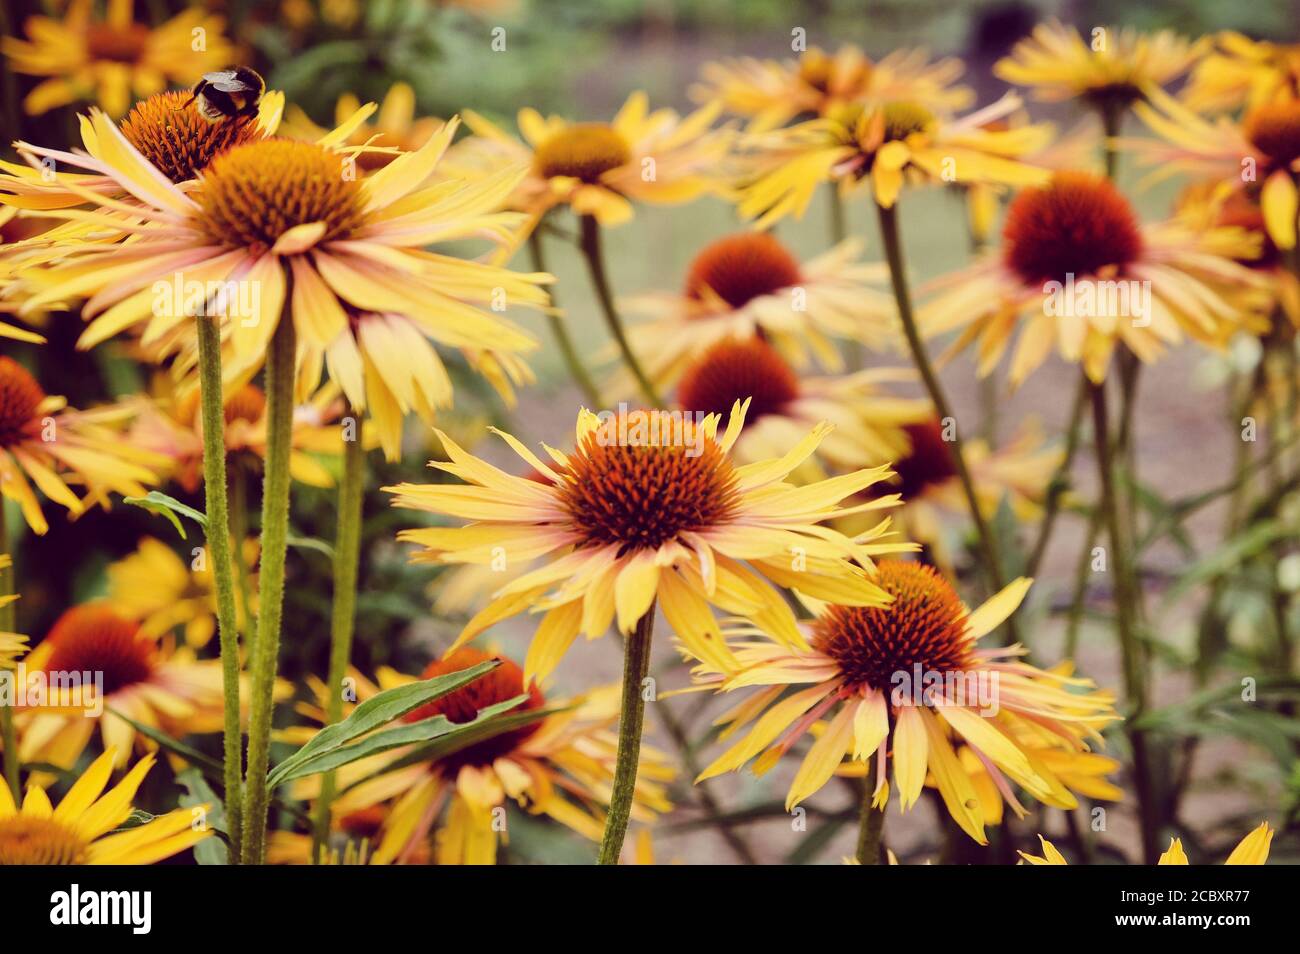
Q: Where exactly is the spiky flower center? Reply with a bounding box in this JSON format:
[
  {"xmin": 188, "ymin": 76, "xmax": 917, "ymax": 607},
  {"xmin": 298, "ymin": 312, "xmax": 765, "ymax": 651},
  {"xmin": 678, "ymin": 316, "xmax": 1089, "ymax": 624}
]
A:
[
  {"xmin": 677, "ymin": 337, "xmax": 799, "ymax": 421},
  {"xmin": 85, "ymin": 23, "xmax": 149, "ymax": 64},
  {"xmin": 685, "ymin": 232, "xmax": 802, "ymax": 309},
  {"xmin": 813, "ymin": 561, "xmax": 973, "ymax": 691},
  {"xmin": 196, "ymin": 139, "xmax": 366, "ymax": 253},
  {"xmin": 0, "ymin": 357, "xmax": 44, "ymax": 448},
  {"xmin": 0, "ymin": 816, "xmax": 88, "ymax": 865},
  {"xmin": 403, "ymin": 648, "xmax": 545, "ymax": 770},
  {"xmin": 880, "ymin": 101, "xmax": 936, "ymax": 141},
  {"xmin": 1003, "ymin": 172, "xmax": 1142, "ymax": 285},
  {"xmin": 893, "ymin": 418, "xmax": 958, "ymax": 499},
  {"xmin": 120, "ymin": 91, "xmax": 263, "ymax": 184},
  {"xmin": 224, "ymin": 384, "xmax": 266, "ymax": 425},
  {"xmin": 1245, "ymin": 100, "xmax": 1300, "ymax": 168},
  {"xmin": 534, "ymin": 123, "xmax": 632, "ymax": 182},
  {"xmin": 560, "ymin": 410, "xmax": 741, "ymax": 552},
  {"xmin": 42, "ymin": 606, "xmax": 156, "ymax": 696}
]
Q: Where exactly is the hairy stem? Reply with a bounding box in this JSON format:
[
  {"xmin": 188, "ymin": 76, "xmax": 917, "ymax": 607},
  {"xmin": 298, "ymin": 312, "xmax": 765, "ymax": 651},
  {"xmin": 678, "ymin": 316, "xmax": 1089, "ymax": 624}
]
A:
[{"xmin": 855, "ymin": 761, "xmax": 885, "ymax": 865}]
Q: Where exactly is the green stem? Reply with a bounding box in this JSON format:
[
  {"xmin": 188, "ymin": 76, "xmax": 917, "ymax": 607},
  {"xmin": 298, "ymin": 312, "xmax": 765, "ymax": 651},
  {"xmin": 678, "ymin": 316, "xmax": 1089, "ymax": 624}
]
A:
[
  {"xmin": 596, "ymin": 604, "xmax": 656, "ymax": 865},
  {"xmin": 529, "ymin": 230, "xmax": 601, "ymax": 406},
  {"xmin": 1089, "ymin": 381, "xmax": 1158, "ymax": 864},
  {"xmin": 240, "ymin": 310, "xmax": 297, "ymax": 865},
  {"xmin": 578, "ymin": 214, "xmax": 661, "ymax": 407},
  {"xmin": 1025, "ymin": 373, "xmax": 1089, "ymax": 579},
  {"xmin": 229, "ymin": 466, "xmax": 255, "ymax": 646},
  {"xmin": 875, "ymin": 202, "xmax": 1016, "ymax": 634},
  {"xmin": 311, "ymin": 413, "xmax": 366, "ymax": 859},
  {"xmin": 855, "ymin": 757, "xmax": 884, "ymax": 864},
  {"xmin": 196, "ymin": 314, "xmax": 245, "ymax": 862},
  {"xmin": 0, "ymin": 500, "xmax": 18, "ymax": 800}
]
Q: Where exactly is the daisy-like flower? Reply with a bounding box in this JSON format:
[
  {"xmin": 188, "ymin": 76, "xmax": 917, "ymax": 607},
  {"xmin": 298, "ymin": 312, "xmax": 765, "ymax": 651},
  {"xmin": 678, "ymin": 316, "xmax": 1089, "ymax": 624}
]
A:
[
  {"xmin": 13, "ymin": 114, "xmax": 550, "ymax": 442},
  {"xmin": 452, "ymin": 91, "xmax": 731, "ymax": 238},
  {"xmin": 0, "ymin": 748, "xmax": 211, "ymax": 865},
  {"xmin": 735, "ymin": 94, "xmax": 1052, "ymax": 226},
  {"xmin": 993, "ymin": 19, "xmax": 1207, "ymax": 111},
  {"xmin": 692, "ymin": 560, "xmax": 1119, "ymax": 844},
  {"xmin": 614, "ymin": 232, "xmax": 899, "ymax": 389},
  {"xmin": 922, "ymin": 172, "xmax": 1270, "ymax": 385},
  {"xmin": 282, "ymin": 82, "xmax": 442, "ymax": 172},
  {"xmin": 1, "ymin": 0, "xmax": 233, "ymax": 118},
  {"xmin": 692, "ymin": 45, "xmax": 972, "ymax": 132},
  {"xmin": 0, "ymin": 355, "xmax": 165, "ymax": 534},
  {"xmin": 290, "ymin": 648, "xmax": 674, "ymax": 865},
  {"xmin": 865, "ymin": 416, "xmax": 1064, "ymax": 569},
  {"xmin": 387, "ymin": 401, "xmax": 908, "ymax": 683},
  {"xmin": 1020, "ymin": 821, "xmax": 1273, "ymax": 865},
  {"xmin": 672, "ymin": 336, "xmax": 929, "ymax": 477},
  {"xmin": 18, "ymin": 604, "xmax": 236, "ymax": 771},
  {"xmin": 1124, "ymin": 87, "xmax": 1300, "ymax": 253},
  {"xmin": 1181, "ymin": 33, "xmax": 1300, "ymax": 114}
]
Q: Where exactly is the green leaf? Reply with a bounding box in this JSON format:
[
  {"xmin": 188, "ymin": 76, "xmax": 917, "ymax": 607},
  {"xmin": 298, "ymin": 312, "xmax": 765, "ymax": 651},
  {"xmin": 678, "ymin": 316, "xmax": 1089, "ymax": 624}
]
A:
[
  {"xmin": 1165, "ymin": 520, "xmax": 1289, "ymax": 601},
  {"xmin": 123, "ymin": 492, "xmax": 207, "ymax": 539},
  {"xmin": 286, "ymin": 533, "xmax": 336, "ymax": 561},
  {"xmin": 266, "ymin": 660, "xmax": 499, "ymax": 788},
  {"xmin": 176, "ymin": 767, "xmax": 230, "ymax": 865},
  {"xmin": 272, "ymin": 695, "xmax": 529, "ymax": 786}
]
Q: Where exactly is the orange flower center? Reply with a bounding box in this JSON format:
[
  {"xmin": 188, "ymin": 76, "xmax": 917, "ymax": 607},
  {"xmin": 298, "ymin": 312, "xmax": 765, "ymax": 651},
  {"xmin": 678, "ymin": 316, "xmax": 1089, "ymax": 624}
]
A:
[
  {"xmin": 42, "ymin": 606, "xmax": 157, "ymax": 696},
  {"xmin": 196, "ymin": 139, "xmax": 366, "ymax": 253},
  {"xmin": 0, "ymin": 356, "xmax": 45, "ymax": 448},
  {"xmin": 812, "ymin": 561, "xmax": 973, "ymax": 691},
  {"xmin": 560, "ymin": 410, "xmax": 740, "ymax": 552},
  {"xmin": 120, "ymin": 91, "xmax": 264, "ymax": 184},
  {"xmin": 85, "ymin": 23, "xmax": 149, "ymax": 64},
  {"xmin": 0, "ymin": 816, "xmax": 88, "ymax": 865},
  {"xmin": 893, "ymin": 418, "xmax": 958, "ymax": 499},
  {"xmin": 1003, "ymin": 172, "xmax": 1142, "ymax": 285},
  {"xmin": 403, "ymin": 648, "xmax": 545, "ymax": 770},
  {"xmin": 685, "ymin": 232, "xmax": 802, "ymax": 309},
  {"xmin": 1244, "ymin": 100, "xmax": 1300, "ymax": 168},
  {"xmin": 224, "ymin": 384, "xmax": 266, "ymax": 425},
  {"xmin": 534, "ymin": 123, "xmax": 632, "ymax": 182},
  {"xmin": 676, "ymin": 337, "xmax": 799, "ymax": 421}
]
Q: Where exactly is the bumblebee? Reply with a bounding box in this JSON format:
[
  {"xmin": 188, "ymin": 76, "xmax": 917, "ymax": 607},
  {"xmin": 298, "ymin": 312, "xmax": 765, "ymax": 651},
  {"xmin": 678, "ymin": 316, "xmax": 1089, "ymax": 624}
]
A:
[{"xmin": 180, "ymin": 67, "xmax": 265, "ymax": 122}]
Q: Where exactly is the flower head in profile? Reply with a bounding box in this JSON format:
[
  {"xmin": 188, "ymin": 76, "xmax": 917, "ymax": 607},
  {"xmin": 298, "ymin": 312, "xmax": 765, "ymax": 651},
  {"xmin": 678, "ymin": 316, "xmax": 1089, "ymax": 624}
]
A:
[
  {"xmin": 387, "ymin": 401, "xmax": 909, "ymax": 683},
  {"xmin": 451, "ymin": 92, "xmax": 732, "ymax": 238},
  {"xmin": 0, "ymin": 748, "xmax": 211, "ymax": 865},
  {"xmin": 994, "ymin": 19, "xmax": 1207, "ymax": 111},
  {"xmin": 1021, "ymin": 821, "xmax": 1273, "ymax": 865},
  {"xmin": 693, "ymin": 45, "xmax": 972, "ymax": 132},
  {"xmin": 1181, "ymin": 32, "xmax": 1300, "ymax": 114},
  {"xmin": 0, "ymin": 355, "xmax": 165, "ymax": 534},
  {"xmin": 735, "ymin": 94, "xmax": 1051, "ymax": 225},
  {"xmin": 692, "ymin": 561, "xmax": 1118, "ymax": 844},
  {"xmin": 922, "ymin": 172, "xmax": 1270, "ymax": 385},
  {"xmin": 288, "ymin": 648, "xmax": 674, "ymax": 865},
  {"xmin": 1, "ymin": 0, "xmax": 233, "ymax": 118},
  {"xmin": 615, "ymin": 232, "xmax": 899, "ymax": 390}
]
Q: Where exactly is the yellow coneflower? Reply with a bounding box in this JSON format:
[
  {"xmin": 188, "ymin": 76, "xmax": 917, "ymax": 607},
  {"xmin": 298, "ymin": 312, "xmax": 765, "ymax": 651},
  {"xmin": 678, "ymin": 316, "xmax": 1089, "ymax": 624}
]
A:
[
  {"xmin": 1124, "ymin": 87, "xmax": 1300, "ymax": 253},
  {"xmin": 386, "ymin": 401, "xmax": 910, "ymax": 683},
  {"xmin": 0, "ymin": 355, "xmax": 165, "ymax": 534},
  {"xmin": 289, "ymin": 648, "xmax": 674, "ymax": 865},
  {"xmin": 672, "ymin": 336, "xmax": 928, "ymax": 476},
  {"xmin": 614, "ymin": 232, "xmax": 899, "ymax": 389},
  {"xmin": 0, "ymin": 748, "xmax": 211, "ymax": 864},
  {"xmin": 17, "ymin": 604, "xmax": 237, "ymax": 771},
  {"xmin": 1181, "ymin": 32, "xmax": 1300, "ymax": 114},
  {"xmin": 993, "ymin": 19, "xmax": 1207, "ymax": 110},
  {"xmin": 692, "ymin": 561, "xmax": 1119, "ymax": 845},
  {"xmin": 1020, "ymin": 821, "xmax": 1273, "ymax": 865},
  {"xmin": 282, "ymin": 82, "xmax": 442, "ymax": 171},
  {"xmin": 922, "ymin": 172, "xmax": 1270, "ymax": 385},
  {"xmin": 1, "ymin": 0, "xmax": 233, "ymax": 118},
  {"xmin": 692, "ymin": 45, "xmax": 972, "ymax": 132},
  {"xmin": 735, "ymin": 95, "xmax": 1052, "ymax": 226},
  {"xmin": 452, "ymin": 92, "xmax": 732, "ymax": 239}
]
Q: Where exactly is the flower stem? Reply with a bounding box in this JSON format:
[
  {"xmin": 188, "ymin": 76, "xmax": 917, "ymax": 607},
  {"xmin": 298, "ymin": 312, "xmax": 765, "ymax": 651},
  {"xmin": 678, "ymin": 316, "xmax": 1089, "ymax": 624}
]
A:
[
  {"xmin": 1025, "ymin": 373, "xmax": 1090, "ymax": 578},
  {"xmin": 241, "ymin": 310, "xmax": 297, "ymax": 865},
  {"xmin": 1088, "ymin": 381, "xmax": 1158, "ymax": 863},
  {"xmin": 229, "ymin": 467, "xmax": 255, "ymax": 646},
  {"xmin": 529, "ymin": 229, "xmax": 601, "ymax": 406},
  {"xmin": 596, "ymin": 603, "xmax": 656, "ymax": 865},
  {"xmin": 875, "ymin": 202, "xmax": 1017, "ymax": 634},
  {"xmin": 196, "ymin": 313, "xmax": 245, "ymax": 862},
  {"xmin": 855, "ymin": 758, "xmax": 885, "ymax": 864},
  {"xmin": 578, "ymin": 214, "xmax": 661, "ymax": 407},
  {"xmin": 311, "ymin": 411, "xmax": 366, "ymax": 860},
  {"xmin": 0, "ymin": 500, "xmax": 19, "ymax": 800}
]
